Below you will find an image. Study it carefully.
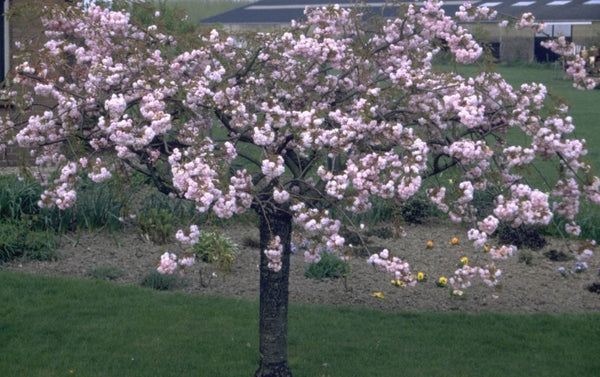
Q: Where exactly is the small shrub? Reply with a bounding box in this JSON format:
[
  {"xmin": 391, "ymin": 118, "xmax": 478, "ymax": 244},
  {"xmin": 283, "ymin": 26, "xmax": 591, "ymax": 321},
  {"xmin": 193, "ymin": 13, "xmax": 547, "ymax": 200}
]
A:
[
  {"xmin": 0, "ymin": 223, "xmax": 25, "ymax": 262},
  {"xmin": 518, "ymin": 250, "xmax": 534, "ymax": 265},
  {"xmin": 88, "ymin": 265, "xmax": 124, "ymax": 280},
  {"xmin": 22, "ymin": 230, "xmax": 58, "ymax": 261},
  {"xmin": 587, "ymin": 283, "xmax": 600, "ymax": 294},
  {"xmin": 543, "ymin": 249, "xmax": 572, "ymax": 262},
  {"xmin": 192, "ymin": 230, "xmax": 238, "ymax": 272},
  {"xmin": 305, "ymin": 252, "xmax": 350, "ymax": 281},
  {"xmin": 137, "ymin": 208, "xmax": 176, "ymax": 244},
  {"xmin": 140, "ymin": 270, "xmax": 186, "ymax": 290},
  {"xmin": 497, "ymin": 224, "xmax": 546, "ymax": 250},
  {"xmin": 0, "ymin": 223, "xmax": 58, "ymax": 263},
  {"xmin": 241, "ymin": 235, "xmax": 260, "ymax": 248},
  {"xmin": 399, "ymin": 195, "xmax": 435, "ymax": 224}
]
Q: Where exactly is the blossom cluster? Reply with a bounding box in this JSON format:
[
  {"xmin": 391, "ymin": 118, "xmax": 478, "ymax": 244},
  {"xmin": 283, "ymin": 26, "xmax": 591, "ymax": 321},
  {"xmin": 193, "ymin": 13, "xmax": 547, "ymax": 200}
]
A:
[
  {"xmin": 368, "ymin": 249, "xmax": 416, "ymax": 287},
  {"xmin": 264, "ymin": 236, "xmax": 283, "ymax": 272},
  {"xmin": 449, "ymin": 263, "xmax": 501, "ymax": 290},
  {"xmin": 157, "ymin": 252, "xmax": 195, "ymax": 275}
]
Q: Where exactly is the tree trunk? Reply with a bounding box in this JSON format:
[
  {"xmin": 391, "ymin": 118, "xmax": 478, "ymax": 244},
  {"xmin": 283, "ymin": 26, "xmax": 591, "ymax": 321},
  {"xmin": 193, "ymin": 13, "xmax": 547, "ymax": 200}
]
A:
[{"xmin": 254, "ymin": 207, "xmax": 293, "ymax": 377}]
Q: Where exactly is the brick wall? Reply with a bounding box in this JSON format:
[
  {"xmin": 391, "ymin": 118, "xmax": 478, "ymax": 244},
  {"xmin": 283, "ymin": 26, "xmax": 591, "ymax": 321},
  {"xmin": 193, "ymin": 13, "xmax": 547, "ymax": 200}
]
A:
[{"xmin": 0, "ymin": 143, "xmax": 30, "ymax": 167}]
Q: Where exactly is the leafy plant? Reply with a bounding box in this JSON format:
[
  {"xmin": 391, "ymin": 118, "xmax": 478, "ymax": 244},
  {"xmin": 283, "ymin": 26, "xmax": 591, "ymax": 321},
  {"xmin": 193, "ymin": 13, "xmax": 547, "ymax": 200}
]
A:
[
  {"xmin": 66, "ymin": 176, "xmax": 129, "ymax": 232},
  {"xmin": 518, "ymin": 250, "xmax": 534, "ymax": 265},
  {"xmin": 543, "ymin": 249, "xmax": 572, "ymax": 262},
  {"xmin": 399, "ymin": 194, "xmax": 436, "ymax": 224},
  {"xmin": 192, "ymin": 230, "xmax": 238, "ymax": 272},
  {"xmin": 305, "ymin": 252, "xmax": 350, "ymax": 281},
  {"xmin": 140, "ymin": 270, "xmax": 186, "ymax": 290},
  {"xmin": 0, "ymin": 174, "xmax": 42, "ymax": 223},
  {"xmin": 497, "ymin": 224, "xmax": 547, "ymax": 250},
  {"xmin": 88, "ymin": 264, "xmax": 124, "ymax": 281},
  {"xmin": 137, "ymin": 208, "xmax": 176, "ymax": 244},
  {"xmin": 0, "ymin": 222, "xmax": 57, "ymax": 263}
]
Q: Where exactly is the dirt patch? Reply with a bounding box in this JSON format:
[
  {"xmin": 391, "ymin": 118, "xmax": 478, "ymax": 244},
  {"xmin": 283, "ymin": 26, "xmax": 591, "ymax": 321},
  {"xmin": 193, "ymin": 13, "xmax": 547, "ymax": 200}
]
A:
[{"xmin": 2, "ymin": 219, "xmax": 600, "ymax": 313}]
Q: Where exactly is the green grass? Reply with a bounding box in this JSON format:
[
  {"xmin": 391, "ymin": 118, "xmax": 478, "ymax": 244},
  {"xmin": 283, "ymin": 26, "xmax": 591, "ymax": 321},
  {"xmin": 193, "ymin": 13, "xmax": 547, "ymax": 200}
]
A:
[
  {"xmin": 1, "ymin": 271, "xmax": 599, "ymax": 377},
  {"xmin": 153, "ymin": 0, "xmax": 251, "ymax": 22}
]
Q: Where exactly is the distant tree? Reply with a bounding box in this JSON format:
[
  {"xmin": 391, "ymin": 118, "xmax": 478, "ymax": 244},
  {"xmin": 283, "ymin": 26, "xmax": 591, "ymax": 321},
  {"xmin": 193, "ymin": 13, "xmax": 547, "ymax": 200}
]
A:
[{"xmin": 1, "ymin": 1, "xmax": 598, "ymax": 376}]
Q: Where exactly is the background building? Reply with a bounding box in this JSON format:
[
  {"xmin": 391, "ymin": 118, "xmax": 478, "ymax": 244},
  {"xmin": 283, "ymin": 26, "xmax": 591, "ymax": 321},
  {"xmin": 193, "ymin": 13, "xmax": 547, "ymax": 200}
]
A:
[{"xmin": 203, "ymin": 0, "xmax": 600, "ymax": 63}]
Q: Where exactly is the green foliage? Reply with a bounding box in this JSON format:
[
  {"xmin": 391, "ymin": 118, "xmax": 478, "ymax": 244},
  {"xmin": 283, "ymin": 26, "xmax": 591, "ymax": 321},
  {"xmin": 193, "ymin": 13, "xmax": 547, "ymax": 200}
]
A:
[
  {"xmin": 541, "ymin": 207, "xmax": 600, "ymax": 242},
  {"xmin": 304, "ymin": 252, "xmax": 350, "ymax": 281},
  {"xmin": 543, "ymin": 249, "xmax": 573, "ymax": 262},
  {"xmin": 0, "ymin": 222, "xmax": 57, "ymax": 263},
  {"xmin": 399, "ymin": 194, "xmax": 436, "ymax": 224},
  {"xmin": 140, "ymin": 270, "xmax": 186, "ymax": 290},
  {"xmin": 62, "ymin": 176, "xmax": 129, "ymax": 233},
  {"xmin": 0, "ymin": 175, "xmax": 58, "ymax": 262},
  {"xmin": 137, "ymin": 208, "xmax": 176, "ymax": 244},
  {"xmin": 497, "ymin": 224, "xmax": 547, "ymax": 250},
  {"xmin": 0, "ymin": 173, "xmax": 128, "ymax": 234},
  {"xmin": 518, "ymin": 250, "xmax": 534, "ymax": 265},
  {"xmin": 139, "ymin": 191, "xmax": 197, "ymax": 222},
  {"xmin": 0, "ymin": 174, "xmax": 42, "ymax": 223},
  {"xmin": 0, "ymin": 173, "xmax": 135, "ymax": 262},
  {"xmin": 88, "ymin": 264, "xmax": 124, "ymax": 280},
  {"xmin": 192, "ymin": 229, "xmax": 238, "ymax": 272}
]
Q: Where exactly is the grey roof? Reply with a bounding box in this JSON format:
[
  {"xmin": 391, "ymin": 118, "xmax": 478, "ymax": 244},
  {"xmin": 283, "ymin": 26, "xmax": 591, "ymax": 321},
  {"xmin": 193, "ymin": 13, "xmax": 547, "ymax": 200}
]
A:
[{"xmin": 201, "ymin": 0, "xmax": 600, "ymax": 25}]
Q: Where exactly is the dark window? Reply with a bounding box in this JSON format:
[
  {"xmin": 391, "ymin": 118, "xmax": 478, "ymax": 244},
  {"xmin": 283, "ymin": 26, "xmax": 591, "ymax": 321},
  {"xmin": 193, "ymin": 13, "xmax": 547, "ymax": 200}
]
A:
[
  {"xmin": 535, "ymin": 37, "xmax": 568, "ymax": 63},
  {"xmin": 485, "ymin": 42, "xmax": 500, "ymax": 61}
]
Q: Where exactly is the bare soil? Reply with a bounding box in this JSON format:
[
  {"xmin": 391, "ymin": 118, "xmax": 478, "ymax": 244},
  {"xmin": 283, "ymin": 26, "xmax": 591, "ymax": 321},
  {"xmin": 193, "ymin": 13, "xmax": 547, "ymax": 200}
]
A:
[{"xmin": 3, "ymin": 219, "xmax": 600, "ymax": 313}]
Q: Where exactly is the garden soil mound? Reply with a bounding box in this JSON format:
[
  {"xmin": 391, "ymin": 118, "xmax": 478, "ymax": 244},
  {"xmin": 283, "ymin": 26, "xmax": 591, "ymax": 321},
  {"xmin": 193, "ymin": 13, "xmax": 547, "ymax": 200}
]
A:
[{"xmin": 3, "ymin": 219, "xmax": 600, "ymax": 313}]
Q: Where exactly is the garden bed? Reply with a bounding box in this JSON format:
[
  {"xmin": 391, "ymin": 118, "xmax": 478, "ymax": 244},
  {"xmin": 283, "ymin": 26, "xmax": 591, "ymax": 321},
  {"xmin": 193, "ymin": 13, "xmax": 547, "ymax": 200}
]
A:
[{"xmin": 3, "ymin": 218, "xmax": 600, "ymax": 313}]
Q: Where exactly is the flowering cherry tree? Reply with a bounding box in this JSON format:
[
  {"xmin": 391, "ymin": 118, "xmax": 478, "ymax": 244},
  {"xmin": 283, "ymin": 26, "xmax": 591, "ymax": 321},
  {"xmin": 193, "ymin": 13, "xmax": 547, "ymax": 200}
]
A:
[{"xmin": 1, "ymin": 1, "xmax": 599, "ymax": 376}]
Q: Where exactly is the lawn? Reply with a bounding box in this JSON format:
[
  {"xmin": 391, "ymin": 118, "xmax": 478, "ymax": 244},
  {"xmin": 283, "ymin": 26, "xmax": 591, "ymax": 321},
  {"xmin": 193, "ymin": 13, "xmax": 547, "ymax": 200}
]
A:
[
  {"xmin": 1, "ymin": 271, "xmax": 599, "ymax": 377},
  {"xmin": 151, "ymin": 0, "xmax": 251, "ymax": 21}
]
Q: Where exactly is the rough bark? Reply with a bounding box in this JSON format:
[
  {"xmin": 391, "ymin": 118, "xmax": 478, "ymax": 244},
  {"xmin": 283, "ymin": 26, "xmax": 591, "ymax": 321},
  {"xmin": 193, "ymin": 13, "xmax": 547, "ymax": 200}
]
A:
[{"xmin": 254, "ymin": 207, "xmax": 293, "ymax": 377}]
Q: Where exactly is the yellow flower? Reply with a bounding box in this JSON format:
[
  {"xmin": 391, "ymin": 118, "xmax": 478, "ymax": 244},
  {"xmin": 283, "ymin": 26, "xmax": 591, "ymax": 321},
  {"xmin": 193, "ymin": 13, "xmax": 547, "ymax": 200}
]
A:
[
  {"xmin": 483, "ymin": 244, "xmax": 490, "ymax": 252},
  {"xmin": 391, "ymin": 279, "xmax": 405, "ymax": 287},
  {"xmin": 373, "ymin": 292, "xmax": 385, "ymax": 298},
  {"xmin": 460, "ymin": 256, "xmax": 469, "ymax": 265},
  {"xmin": 451, "ymin": 237, "xmax": 459, "ymax": 245},
  {"xmin": 437, "ymin": 276, "xmax": 448, "ymax": 287},
  {"xmin": 417, "ymin": 272, "xmax": 425, "ymax": 281},
  {"xmin": 426, "ymin": 240, "xmax": 434, "ymax": 248}
]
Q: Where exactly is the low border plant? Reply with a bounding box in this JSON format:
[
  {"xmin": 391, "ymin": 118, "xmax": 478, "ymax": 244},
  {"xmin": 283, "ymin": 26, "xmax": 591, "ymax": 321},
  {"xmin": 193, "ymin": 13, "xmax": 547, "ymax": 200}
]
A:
[{"xmin": 305, "ymin": 252, "xmax": 350, "ymax": 281}]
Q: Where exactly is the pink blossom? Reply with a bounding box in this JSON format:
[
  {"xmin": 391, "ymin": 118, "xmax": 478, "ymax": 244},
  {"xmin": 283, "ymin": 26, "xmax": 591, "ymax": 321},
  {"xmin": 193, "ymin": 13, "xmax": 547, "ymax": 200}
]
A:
[
  {"xmin": 264, "ymin": 236, "xmax": 283, "ymax": 272},
  {"xmin": 157, "ymin": 252, "xmax": 178, "ymax": 275},
  {"xmin": 261, "ymin": 156, "xmax": 285, "ymax": 182},
  {"xmin": 368, "ymin": 249, "xmax": 416, "ymax": 287},
  {"xmin": 489, "ymin": 245, "xmax": 517, "ymax": 260}
]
